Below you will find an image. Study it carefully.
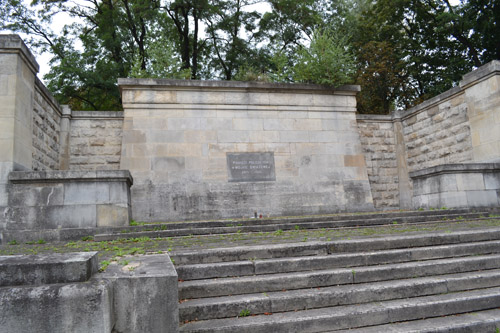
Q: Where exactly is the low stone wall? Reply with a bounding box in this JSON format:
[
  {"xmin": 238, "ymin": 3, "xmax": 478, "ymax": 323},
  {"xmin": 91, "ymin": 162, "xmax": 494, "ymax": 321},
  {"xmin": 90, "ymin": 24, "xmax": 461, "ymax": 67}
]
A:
[
  {"xmin": 5, "ymin": 170, "xmax": 132, "ymax": 232},
  {"xmin": 357, "ymin": 114, "xmax": 399, "ymax": 208},
  {"xmin": 0, "ymin": 252, "xmax": 179, "ymax": 333},
  {"xmin": 411, "ymin": 163, "xmax": 500, "ymax": 209},
  {"xmin": 69, "ymin": 111, "xmax": 124, "ymax": 170},
  {"xmin": 119, "ymin": 79, "xmax": 374, "ymax": 221}
]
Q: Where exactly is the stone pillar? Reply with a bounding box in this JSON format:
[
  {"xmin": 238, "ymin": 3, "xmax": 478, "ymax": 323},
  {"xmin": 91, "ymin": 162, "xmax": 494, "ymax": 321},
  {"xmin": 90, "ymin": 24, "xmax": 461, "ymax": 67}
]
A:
[
  {"xmin": 0, "ymin": 35, "xmax": 38, "ymax": 207},
  {"xmin": 59, "ymin": 105, "xmax": 72, "ymax": 170},
  {"xmin": 393, "ymin": 111, "xmax": 412, "ymax": 209},
  {"xmin": 461, "ymin": 60, "xmax": 500, "ymax": 163}
]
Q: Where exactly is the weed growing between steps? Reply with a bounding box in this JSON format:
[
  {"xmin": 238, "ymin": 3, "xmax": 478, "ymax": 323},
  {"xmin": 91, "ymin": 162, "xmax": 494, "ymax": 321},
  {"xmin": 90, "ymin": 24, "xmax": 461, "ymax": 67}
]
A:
[{"xmin": 3, "ymin": 218, "xmax": 500, "ymax": 269}]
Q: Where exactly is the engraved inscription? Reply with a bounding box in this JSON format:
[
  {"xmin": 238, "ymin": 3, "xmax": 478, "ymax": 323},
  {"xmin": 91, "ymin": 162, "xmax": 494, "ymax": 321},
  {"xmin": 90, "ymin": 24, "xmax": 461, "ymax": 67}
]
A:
[{"xmin": 227, "ymin": 152, "xmax": 276, "ymax": 182}]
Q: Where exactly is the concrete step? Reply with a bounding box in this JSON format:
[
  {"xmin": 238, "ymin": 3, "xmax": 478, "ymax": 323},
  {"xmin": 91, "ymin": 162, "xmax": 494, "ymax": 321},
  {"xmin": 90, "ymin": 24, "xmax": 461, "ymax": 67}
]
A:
[
  {"xmin": 176, "ymin": 239, "xmax": 500, "ymax": 280},
  {"xmin": 179, "ymin": 286, "xmax": 500, "ymax": 332},
  {"xmin": 179, "ymin": 268, "xmax": 500, "ymax": 321},
  {"xmin": 172, "ymin": 227, "xmax": 500, "ymax": 265},
  {"xmin": 93, "ymin": 209, "xmax": 492, "ymax": 241},
  {"xmin": 333, "ymin": 308, "xmax": 500, "ymax": 332},
  {"xmin": 0, "ymin": 252, "xmax": 98, "ymax": 287},
  {"xmin": 178, "ymin": 253, "xmax": 500, "ymax": 299}
]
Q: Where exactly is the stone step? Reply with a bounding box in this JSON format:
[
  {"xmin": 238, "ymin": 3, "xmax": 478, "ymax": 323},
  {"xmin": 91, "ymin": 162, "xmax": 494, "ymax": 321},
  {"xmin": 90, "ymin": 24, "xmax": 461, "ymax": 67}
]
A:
[
  {"xmin": 179, "ymin": 268, "xmax": 500, "ymax": 321},
  {"xmin": 178, "ymin": 286, "xmax": 500, "ymax": 332},
  {"xmin": 178, "ymin": 253, "xmax": 500, "ymax": 299},
  {"xmin": 333, "ymin": 308, "xmax": 500, "ymax": 332},
  {"xmin": 93, "ymin": 209, "xmax": 491, "ymax": 241},
  {"xmin": 0, "ymin": 252, "xmax": 98, "ymax": 287},
  {"xmin": 176, "ymin": 239, "xmax": 500, "ymax": 280},
  {"xmin": 172, "ymin": 227, "xmax": 500, "ymax": 265}
]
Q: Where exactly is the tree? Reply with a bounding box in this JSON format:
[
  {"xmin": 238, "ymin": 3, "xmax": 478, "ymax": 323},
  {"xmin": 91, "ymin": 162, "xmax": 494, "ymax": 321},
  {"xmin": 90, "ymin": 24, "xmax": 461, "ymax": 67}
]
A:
[{"xmin": 293, "ymin": 29, "xmax": 355, "ymax": 87}]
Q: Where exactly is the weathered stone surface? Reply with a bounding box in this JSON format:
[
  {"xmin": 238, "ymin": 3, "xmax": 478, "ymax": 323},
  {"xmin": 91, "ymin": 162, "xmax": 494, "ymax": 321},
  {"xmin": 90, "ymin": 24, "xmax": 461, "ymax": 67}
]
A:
[
  {"xmin": 99, "ymin": 254, "xmax": 179, "ymax": 333},
  {"xmin": 0, "ymin": 279, "xmax": 114, "ymax": 333},
  {"xmin": 119, "ymin": 79, "xmax": 373, "ymax": 221},
  {"xmin": 410, "ymin": 163, "xmax": 500, "ymax": 209},
  {"xmin": 0, "ymin": 252, "xmax": 98, "ymax": 287},
  {"xmin": 6, "ymin": 170, "xmax": 132, "ymax": 230}
]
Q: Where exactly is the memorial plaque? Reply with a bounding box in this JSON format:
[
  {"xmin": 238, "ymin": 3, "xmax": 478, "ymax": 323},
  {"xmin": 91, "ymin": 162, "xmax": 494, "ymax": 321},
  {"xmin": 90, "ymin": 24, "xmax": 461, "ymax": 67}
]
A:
[{"xmin": 227, "ymin": 152, "xmax": 276, "ymax": 182}]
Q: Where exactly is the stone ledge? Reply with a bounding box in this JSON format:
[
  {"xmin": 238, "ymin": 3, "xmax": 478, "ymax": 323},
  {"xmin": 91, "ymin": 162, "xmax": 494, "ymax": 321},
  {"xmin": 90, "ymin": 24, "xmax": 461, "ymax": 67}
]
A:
[
  {"xmin": 410, "ymin": 163, "xmax": 500, "ymax": 179},
  {"xmin": 9, "ymin": 170, "xmax": 133, "ymax": 186},
  {"xmin": 0, "ymin": 252, "xmax": 98, "ymax": 287},
  {"xmin": 460, "ymin": 60, "xmax": 500, "ymax": 89},
  {"xmin": 118, "ymin": 78, "xmax": 360, "ymax": 94},
  {"xmin": 72, "ymin": 110, "xmax": 124, "ymax": 119}
]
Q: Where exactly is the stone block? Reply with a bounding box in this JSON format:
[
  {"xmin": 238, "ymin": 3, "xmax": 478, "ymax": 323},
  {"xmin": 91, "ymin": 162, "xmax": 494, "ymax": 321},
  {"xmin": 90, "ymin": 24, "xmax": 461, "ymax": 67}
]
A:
[
  {"xmin": 0, "ymin": 279, "xmax": 114, "ymax": 333},
  {"xmin": 233, "ymin": 118, "xmax": 263, "ymax": 131},
  {"xmin": 466, "ymin": 190, "xmax": 499, "ymax": 207},
  {"xmin": 456, "ymin": 173, "xmax": 485, "ymax": 191},
  {"xmin": 263, "ymin": 118, "xmax": 295, "ymax": 131},
  {"xmin": 64, "ymin": 182, "xmax": 109, "ymax": 205},
  {"xmin": 439, "ymin": 191, "xmax": 468, "ymax": 208},
  {"xmin": 217, "ymin": 130, "xmax": 250, "ymax": 143},
  {"xmin": 152, "ymin": 157, "xmax": 186, "ymax": 172},
  {"xmin": 280, "ymin": 131, "xmax": 309, "ymax": 143},
  {"xmin": 484, "ymin": 173, "xmax": 500, "ymax": 190},
  {"xmin": 0, "ymin": 252, "xmax": 98, "ymax": 287},
  {"xmin": 46, "ymin": 205, "xmax": 97, "ymax": 228},
  {"xmin": 147, "ymin": 130, "xmax": 185, "ymax": 143},
  {"xmin": 97, "ymin": 204, "xmax": 129, "ymax": 227},
  {"xmin": 98, "ymin": 254, "xmax": 178, "ymax": 333}
]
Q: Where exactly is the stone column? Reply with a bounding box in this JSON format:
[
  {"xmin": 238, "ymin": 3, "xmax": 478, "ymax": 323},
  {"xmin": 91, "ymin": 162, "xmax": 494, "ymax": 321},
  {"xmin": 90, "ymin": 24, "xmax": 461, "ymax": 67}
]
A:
[
  {"xmin": 392, "ymin": 111, "xmax": 412, "ymax": 209},
  {"xmin": 0, "ymin": 35, "xmax": 38, "ymax": 207},
  {"xmin": 59, "ymin": 105, "xmax": 72, "ymax": 170}
]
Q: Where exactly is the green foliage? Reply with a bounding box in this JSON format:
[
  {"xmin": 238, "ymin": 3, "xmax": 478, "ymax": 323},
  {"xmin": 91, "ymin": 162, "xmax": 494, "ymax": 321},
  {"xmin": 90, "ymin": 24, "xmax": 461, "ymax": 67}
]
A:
[
  {"xmin": 7, "ymin": 240, "xmax": 18, "ymax": 245},
  {"xmin": 2, "ymin": 0, "xmax": 498, "ymax": 113},
  {"xmin": 238, "ymin": 309, "xmax": 251, "ymax": 317},
  {"xmin": 293, "ymin": 29, "xmax": 355, "ymax": 87}
]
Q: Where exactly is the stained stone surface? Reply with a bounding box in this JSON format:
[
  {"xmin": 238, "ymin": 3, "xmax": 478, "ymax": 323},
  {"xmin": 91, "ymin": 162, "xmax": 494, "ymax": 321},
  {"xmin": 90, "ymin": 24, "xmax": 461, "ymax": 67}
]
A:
[{"xmin": 118, "ymin": 79, "xmax": 374, "ymax": 221}]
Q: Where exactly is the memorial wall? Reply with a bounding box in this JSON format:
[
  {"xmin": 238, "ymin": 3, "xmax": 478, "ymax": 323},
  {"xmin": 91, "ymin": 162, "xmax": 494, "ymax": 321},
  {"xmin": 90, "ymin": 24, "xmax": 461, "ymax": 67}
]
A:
[{"xmin": 118, "ymin": 79, "xmax": 375, "ymax": 221}]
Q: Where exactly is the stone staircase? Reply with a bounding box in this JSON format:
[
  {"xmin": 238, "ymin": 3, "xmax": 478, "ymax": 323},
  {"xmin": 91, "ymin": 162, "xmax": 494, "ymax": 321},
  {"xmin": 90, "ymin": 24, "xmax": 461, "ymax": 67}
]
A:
[
  {"xmin": 172, "ymin": 226, "xmax": 500, "ymax": 332},
  {"xmin": 94, "ymin": 208, "xmax": 491, "ymax": 241}
]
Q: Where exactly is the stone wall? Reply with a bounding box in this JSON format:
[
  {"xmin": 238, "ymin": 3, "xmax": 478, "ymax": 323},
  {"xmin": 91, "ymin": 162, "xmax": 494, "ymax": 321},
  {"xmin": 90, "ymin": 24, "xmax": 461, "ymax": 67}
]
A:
[
  {"xmin": 69, "ymin": 111, "xmax": 124, "ymax": 170},
  {"xmin": 32, "ymin": 78, "xmax": 62, "ymax": 171},
  {"xmin": 357, "ymin": 115, "xmax": 399, "ymax": 208},
  {"xmin": 399, "ymin": 87, "xmax": 474, "ymax": 173},
  {"xmin": 119, "ymin": 79, "xmax": 374, "ymax": 221}
]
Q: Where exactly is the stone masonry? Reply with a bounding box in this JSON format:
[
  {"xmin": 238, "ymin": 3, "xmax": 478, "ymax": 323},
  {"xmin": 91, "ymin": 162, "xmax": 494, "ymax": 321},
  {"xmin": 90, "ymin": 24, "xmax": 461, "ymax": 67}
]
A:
[
  {"xmin": 119, "ymin": 79, "xmax": 374, "ymax": 221},
  {"xmin": 356, "ymin": 114, "xmax": 399, "ymax": 209},
  {"xmin": 401, "ymin": 87, "xmax": 474, "ymax": 174},
  {"xmin": 69, "ymin": 111, "xmax": 124, "ymax": 171}
]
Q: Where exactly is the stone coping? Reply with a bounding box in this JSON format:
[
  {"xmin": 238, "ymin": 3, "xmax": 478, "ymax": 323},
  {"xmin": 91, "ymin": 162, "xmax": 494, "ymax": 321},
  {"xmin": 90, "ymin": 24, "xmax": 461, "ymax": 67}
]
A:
[
  {"xmin": 461, "ymin": 60, "xmax": 500, "ymax": 88},
  {"xmin": 71, "ymin": 110, "xmax": 124, "ymax": 119},
  {"xmin": 0, "ymin": 34, "xmax": 39, "ymax": 74},
  {"xmin": 410, "ymin": 163, "xmax": 500, "ymax": 179},
  {"xmin": 8, "ymin": 170, "xmax": 133, "ymax": 185},
  {"xmin": 118, "ymin": 78, "xmax": 360, "ymax": 94}
]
